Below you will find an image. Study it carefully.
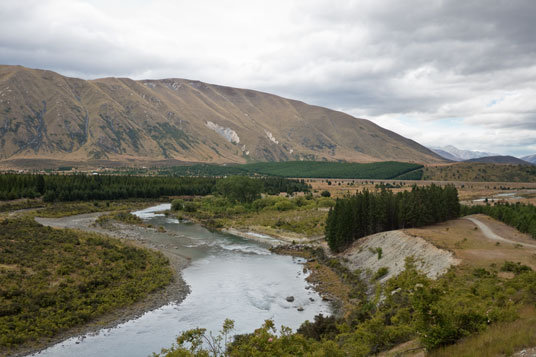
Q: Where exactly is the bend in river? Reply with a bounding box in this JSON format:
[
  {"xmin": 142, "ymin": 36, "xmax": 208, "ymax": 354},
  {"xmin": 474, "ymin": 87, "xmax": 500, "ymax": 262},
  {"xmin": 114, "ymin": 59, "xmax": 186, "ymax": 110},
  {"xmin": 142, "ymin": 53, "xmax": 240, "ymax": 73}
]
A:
[{"xmin": 32, "ymin": 204, "xmax": 331, "ymax": 357}]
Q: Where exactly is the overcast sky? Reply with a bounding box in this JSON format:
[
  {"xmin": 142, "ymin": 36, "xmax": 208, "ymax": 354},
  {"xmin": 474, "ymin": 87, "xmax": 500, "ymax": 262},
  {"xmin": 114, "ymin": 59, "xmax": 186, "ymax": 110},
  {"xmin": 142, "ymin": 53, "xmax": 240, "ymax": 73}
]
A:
[{"xmin": 1, "ymin": 0, "xmax": 535, "ymax": 157}]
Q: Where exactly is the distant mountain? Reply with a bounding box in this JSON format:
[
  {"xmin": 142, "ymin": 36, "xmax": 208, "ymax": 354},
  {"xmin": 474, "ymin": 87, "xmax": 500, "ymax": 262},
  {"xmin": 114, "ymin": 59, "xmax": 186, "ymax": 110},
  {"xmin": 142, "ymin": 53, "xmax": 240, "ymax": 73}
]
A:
[
  {"xmin": 522, "ymin": 154, "xmax": 536, "ymax": 164},
  {"xmin": 429, "ymin": 148, "xmax": 459, "ymax": 161},
  {"xmin": 463, "ymin": 156, "xmax": 532, "ymax": 165},
  {"xmin": 0, "ymin": 65, "xmax": 444, "ymax": 167},
  {"xmin": 430, "ymin": 145, "xmax": 499, "ymax": 161}
]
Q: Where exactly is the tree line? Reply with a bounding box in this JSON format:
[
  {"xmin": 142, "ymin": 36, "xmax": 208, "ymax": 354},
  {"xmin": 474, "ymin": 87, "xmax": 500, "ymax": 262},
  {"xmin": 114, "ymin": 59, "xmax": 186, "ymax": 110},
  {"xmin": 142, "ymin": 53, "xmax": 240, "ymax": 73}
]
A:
[
  {"xmin": 156, "ymin": 161, "xmax": 424, "ymax": 179},
  {"xmin": 325, "ymin": 184, "xmax": 460, "ymax": 252},
  {"xmin": 462, "ymin": 202, "xmax": 536, "ymax": 239},
  {"xmin": 0, "ymin": 174, "xmax": 309, "ymax": 202}
]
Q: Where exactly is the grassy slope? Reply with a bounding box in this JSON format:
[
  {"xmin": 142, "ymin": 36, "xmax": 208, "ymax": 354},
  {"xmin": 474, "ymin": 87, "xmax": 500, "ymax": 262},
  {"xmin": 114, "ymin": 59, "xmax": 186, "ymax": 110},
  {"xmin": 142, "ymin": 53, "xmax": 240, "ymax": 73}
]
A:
[
  {"xmin": 0, "ymin": 218, "xmax": 173, "ymax": 350},
  {"xmin": 424, "ymin": 163, "xmax": 536, "ymax": 182}
]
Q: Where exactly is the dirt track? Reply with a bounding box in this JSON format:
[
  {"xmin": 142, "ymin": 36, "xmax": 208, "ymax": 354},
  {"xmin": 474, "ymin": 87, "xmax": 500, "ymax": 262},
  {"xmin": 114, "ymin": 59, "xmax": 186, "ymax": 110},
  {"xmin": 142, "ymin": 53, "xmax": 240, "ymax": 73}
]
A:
[{"xmin": 464, "ymin": 216, "xmax": 536, "ymax": 249}]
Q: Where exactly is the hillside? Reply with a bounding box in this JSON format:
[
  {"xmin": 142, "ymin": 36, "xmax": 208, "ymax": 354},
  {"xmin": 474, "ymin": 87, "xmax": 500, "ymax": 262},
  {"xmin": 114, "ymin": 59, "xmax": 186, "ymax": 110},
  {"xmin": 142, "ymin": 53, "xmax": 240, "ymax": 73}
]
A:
[
  {"xmin": 464, "ymin": 155, "xmax": 531, "ymax": 165},
  {"xmin": 423, "ymin": 162, "xmax": 536, "ymax": 182},
  {"xmin": 0, "ymin": 65, "xmax": 443, "ymax": 167}
]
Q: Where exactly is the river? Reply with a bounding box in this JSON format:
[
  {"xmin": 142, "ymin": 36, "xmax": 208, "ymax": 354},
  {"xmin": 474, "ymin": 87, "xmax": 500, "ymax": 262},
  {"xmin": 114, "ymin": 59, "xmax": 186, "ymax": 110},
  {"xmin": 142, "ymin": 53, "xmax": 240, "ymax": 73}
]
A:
[{"xmin": 31, "ymin": 204, "xmax": 331, "ymax": 357}]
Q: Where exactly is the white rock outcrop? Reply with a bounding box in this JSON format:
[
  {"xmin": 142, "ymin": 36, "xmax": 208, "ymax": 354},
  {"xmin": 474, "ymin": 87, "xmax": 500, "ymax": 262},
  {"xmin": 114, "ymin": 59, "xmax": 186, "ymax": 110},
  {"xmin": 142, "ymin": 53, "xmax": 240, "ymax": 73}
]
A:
[
  {"xmin": 265, "ymin": 130, "xmax": 279, "ymax": 144},
  {"xmin": 341, "ymin": 230, "xmax": 460, "ymax": 282},
  {"xmin": 206, "ymin": 121, "xmax": 240, "ymax": 144}
]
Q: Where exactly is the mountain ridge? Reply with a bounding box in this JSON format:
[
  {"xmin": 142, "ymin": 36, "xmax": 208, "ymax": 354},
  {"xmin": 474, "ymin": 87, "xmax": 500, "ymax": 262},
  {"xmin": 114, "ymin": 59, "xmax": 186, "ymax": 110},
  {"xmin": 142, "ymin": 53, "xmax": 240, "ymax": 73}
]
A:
[
  {"xmin": 463, "ymin": 155, "xmax": 532, "ymax": 165},
  {"xmin": 522, "ymin": 154, "xmax": 536, "ymax": 164},
  {"xmin": 430, "ymin": 145, "xmax": 498, "ymax": 161},
  {"xmin": 0, "ymin": 65, "xmax": 444, "ymax": 167}
]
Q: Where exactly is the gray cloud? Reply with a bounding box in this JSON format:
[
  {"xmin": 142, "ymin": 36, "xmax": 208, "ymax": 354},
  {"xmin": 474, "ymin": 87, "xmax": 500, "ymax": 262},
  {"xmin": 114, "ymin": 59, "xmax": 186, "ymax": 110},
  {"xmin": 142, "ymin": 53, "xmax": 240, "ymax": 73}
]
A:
[{"xmin": 1, "ymin": 0, "xmax": 535, "ymax": 155}]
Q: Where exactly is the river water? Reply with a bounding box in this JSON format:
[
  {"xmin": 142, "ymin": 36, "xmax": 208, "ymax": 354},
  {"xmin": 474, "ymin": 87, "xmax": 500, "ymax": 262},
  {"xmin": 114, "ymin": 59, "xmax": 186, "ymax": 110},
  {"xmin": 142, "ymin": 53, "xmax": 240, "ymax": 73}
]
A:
[{"xmin": 32, "ymin": 204, "xmax": 331, "ymax": 357}]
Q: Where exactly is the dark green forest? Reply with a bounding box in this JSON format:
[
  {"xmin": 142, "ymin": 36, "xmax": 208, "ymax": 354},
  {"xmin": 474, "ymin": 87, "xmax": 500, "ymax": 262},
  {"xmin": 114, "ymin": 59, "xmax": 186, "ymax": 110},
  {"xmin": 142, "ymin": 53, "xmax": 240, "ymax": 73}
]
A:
[
  {"xmin": 462, "ymin": 202, "xmax": 536, "ymax": 239},
  {"xmin": 0, "ymin": 218, "xmax": 173, "ymax": 348},
  {"xmin": 0, "ymin": 174, "xmax": 309, "ymax": 202},
  {"xmin": 325, "ymin": 185, "xmax": 460, "ymax": 252},
  {"xmin": 238, "ymin": 161, "xmax": 423, "ymax": 179},
  {"xmin": 120, "ymin": 161, "xmax": 423, "ymax": 179}
]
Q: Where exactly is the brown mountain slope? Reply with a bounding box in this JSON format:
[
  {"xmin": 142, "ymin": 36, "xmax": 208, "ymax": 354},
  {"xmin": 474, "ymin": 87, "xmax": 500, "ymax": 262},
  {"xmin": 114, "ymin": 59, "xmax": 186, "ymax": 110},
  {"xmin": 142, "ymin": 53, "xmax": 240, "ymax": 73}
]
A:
[{"xmin": 0, "ymin": 65, "xmax": 444, "ymax": 166}]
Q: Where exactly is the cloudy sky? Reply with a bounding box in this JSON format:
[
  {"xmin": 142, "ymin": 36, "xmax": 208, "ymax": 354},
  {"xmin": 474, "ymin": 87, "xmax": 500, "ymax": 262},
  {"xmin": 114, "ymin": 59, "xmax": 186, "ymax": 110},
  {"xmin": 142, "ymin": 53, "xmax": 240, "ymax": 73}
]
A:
[{"xmin": 1, "ymin": 0, "xmax": 535, "ymax": 157}]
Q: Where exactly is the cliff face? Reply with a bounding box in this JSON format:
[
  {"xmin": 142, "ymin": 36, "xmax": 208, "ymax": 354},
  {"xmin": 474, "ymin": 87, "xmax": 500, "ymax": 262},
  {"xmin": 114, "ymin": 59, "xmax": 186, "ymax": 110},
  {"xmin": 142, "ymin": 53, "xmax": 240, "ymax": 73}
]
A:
[{"xmin": 0, "ymin": 65, "xmax": 444, "ymax": 165}]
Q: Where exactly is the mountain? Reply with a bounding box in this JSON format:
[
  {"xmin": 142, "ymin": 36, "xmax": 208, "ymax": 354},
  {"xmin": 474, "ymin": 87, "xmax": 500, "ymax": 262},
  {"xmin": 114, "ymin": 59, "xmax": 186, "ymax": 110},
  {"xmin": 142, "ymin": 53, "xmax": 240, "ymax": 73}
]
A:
[
  {"xmin": 522, "ymin": 154, "xmax": 536, "ymax": 164},
  {"xmin": 430, "ymin": 145, "xmax": 498, "ymax": 161},
  {"xmin": 430, "ymin": 148, "xmax": 458, "ymax": 161},
  {"xmin": 463, "ymin": 155, "xmax": 532, "ymax": 165},
  {"xmin": 0, "ymin": 65, "xmax": 444, "ymax": 167}
]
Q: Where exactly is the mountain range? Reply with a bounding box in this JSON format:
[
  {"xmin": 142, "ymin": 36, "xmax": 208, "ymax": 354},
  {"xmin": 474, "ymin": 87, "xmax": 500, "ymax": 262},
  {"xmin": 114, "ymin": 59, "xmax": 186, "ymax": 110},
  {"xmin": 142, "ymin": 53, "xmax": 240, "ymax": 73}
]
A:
[
  {"xmin": 0, "ymin": 65, "xmax": 443, "ymax": 168},
  {"xmin": 430, "ymin": 145, "xmax": 499, "ymax": 161},
  {"xmin": 522, "ymin": 154, "xmax": 536, "ymax": 164}
]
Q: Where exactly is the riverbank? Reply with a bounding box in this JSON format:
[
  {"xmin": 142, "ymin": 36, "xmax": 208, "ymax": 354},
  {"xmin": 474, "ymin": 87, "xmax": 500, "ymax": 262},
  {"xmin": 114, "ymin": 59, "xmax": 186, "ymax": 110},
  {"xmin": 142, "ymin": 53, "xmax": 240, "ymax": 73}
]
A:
[
  {"xmin": 271, "ymin": 245, "xmax": 357, "ymax": 318},
  {"xmin": 11, "ymin": 206, "xmax": 332, "ymax": 357},
  {"xmin": 7, "ymin": 213, "xmax": 191, "ymax": 357}
]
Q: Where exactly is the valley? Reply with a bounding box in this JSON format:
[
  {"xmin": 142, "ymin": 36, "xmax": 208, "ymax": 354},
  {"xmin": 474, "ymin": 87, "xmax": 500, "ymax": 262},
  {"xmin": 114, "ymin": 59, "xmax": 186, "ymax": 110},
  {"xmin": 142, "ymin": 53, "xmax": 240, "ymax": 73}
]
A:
[
  {"xmin": 2, "ymin": 173, "xmax": 536, "ymax": 356},
  {"xmin": 2, "ymin": 2, "xmax": 535, "ymax": 356}
]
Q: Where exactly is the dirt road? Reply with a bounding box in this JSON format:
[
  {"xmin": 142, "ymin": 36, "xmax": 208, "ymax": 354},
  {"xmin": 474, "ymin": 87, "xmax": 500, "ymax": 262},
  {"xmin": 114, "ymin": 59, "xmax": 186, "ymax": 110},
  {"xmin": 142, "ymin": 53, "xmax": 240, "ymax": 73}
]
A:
[{"xmin": 464, "ymin": 216, "xmax": 536, "ymax": 249}]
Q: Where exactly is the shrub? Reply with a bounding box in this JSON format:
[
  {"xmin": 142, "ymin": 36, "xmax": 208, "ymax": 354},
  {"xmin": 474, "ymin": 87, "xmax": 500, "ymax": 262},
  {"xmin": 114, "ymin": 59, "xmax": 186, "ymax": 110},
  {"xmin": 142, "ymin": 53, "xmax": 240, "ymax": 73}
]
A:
[
  {"xmin": 373, "ymin": 267, "xmax": 389, "ymax": 281},
  {"xmin": 183, "ymin": 202, "xmax": 198, "ymax": 212},
  {"xmin": 274, "ymin": 200, "xmax": 295, "ymax": 211},
  {"xmin": 171, "ymin": 199, "xmax": 184, "ymax": 211}
]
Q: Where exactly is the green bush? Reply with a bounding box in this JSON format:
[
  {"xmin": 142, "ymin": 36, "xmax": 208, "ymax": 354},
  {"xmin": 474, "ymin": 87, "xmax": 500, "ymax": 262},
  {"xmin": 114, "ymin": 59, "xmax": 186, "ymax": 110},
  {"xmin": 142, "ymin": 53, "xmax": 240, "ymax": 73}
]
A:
[
  {"xmin": 183, "ymin": 202, "xmax": 199, "ymax": 212},
  {"xmin": 171, "ymin": 199, "xmax": 185, "ymax": 211},
  {"xmin": 274, "ymin": 200, "xmax": 295, "ymax": 211},
  {"xmin": 373, "ymin": 267, "xmax": 389, "ymax": 281}
]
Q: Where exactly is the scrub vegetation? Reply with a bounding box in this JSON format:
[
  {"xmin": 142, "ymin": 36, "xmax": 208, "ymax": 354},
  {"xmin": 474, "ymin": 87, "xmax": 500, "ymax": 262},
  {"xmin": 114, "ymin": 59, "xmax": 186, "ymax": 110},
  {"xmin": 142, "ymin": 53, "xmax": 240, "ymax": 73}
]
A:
[
  {"xmin": 171, "ymin": 190, "xmax": 334, "ymax": 237},
  {"xmin": 0, "ymin": 218, "xmax": 173, "ymax": 350}
]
